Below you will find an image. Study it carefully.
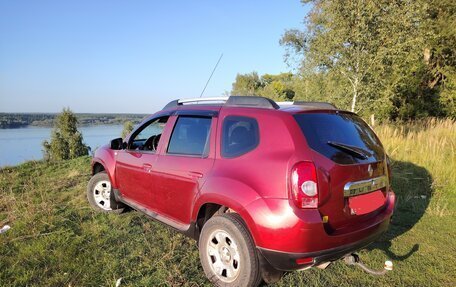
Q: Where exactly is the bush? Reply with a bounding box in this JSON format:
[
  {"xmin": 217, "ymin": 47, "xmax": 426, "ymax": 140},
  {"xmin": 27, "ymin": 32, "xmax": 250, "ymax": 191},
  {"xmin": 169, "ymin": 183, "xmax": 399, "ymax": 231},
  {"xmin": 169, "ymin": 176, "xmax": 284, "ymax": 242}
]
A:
[
  {"xmin": 121, "ymin": 121, "xmax": 134, "ymax": 138},
  {"xmin": 42, "ymin": 108, "xmax": 89, "ymax": 161}
]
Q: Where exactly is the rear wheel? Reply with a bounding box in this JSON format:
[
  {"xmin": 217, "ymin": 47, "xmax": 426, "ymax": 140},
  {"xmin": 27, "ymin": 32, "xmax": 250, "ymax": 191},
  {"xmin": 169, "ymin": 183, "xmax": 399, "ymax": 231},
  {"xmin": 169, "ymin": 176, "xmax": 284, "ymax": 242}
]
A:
[
  {"xmin": 87, "ymin": 172, "xmax": 124, "ymax": 213},
  {"xmin": 199, "ymin": 213, "xmax": 261, "ymax": 287}
]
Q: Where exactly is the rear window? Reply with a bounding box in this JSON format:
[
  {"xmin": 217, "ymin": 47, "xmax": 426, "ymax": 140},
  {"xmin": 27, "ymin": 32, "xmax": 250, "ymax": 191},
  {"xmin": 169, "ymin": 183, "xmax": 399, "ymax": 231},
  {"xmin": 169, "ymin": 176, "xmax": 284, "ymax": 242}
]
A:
[{"xmin": 294, "ymin": 112, "xmax": 384, "ymax": 164}]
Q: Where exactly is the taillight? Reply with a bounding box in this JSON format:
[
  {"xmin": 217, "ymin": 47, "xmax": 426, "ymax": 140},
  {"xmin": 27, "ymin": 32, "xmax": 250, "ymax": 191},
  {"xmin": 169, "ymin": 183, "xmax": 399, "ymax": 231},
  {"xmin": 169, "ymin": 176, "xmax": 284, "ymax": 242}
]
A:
[{"xmin": 290, "ymin": 161, "xmax": 319, "ymax": 208}]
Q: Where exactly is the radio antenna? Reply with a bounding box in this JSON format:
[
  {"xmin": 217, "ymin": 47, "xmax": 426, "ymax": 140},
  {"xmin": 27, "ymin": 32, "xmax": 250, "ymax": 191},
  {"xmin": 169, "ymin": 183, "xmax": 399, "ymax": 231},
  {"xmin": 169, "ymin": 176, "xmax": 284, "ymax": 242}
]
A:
[{"xmin": 200, "ymin": 53, "xmax": 223, "ymax": 98}]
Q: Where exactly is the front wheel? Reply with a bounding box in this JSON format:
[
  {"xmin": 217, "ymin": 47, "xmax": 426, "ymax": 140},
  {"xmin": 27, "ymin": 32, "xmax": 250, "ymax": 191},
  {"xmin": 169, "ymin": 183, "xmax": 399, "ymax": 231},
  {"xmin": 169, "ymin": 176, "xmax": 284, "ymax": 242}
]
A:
[
  {"xmin": 199, "ymin": 213, "xmax": 261, "ymax": 287},
  {"xmin": 87, "ymin": 172, "xmax": 124, "ymax": 213}
]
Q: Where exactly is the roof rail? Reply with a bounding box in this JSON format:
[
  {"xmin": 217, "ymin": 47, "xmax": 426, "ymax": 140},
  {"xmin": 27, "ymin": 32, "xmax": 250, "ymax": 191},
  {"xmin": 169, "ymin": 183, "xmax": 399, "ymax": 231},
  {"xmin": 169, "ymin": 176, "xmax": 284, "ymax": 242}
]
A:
[
  {"xmin": 226, "ymin": 96, "xmax": 280, "ymax": 109},
  {"xmin": 179, "ymin": 97, "xmax": 229, "ymax": 104},
  {"xmin": 162, "ymin": 96, "xmax": 280, "ymax": 110},
  {"xmin": 276, "ymin": 101, "xmax": 337, "ymax": 110},
  {"xmin": 162, "ymin": 97, "xmax": 228, "ymax": 110}
]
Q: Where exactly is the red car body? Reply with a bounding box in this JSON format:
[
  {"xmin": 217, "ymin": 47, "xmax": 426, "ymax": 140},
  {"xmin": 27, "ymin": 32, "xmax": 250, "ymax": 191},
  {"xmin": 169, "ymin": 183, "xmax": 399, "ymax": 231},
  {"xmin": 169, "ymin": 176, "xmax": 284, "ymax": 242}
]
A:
[{"xmin": 91, "ymin": 97, "xmax": 395, "ymax": 271}]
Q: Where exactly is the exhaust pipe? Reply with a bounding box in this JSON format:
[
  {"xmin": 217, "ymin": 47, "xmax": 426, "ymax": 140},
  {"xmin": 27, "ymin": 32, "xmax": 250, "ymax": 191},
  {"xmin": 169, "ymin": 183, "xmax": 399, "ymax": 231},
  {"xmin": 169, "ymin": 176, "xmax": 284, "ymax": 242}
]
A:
[{"xmin": 344, "ymin": 253, "xmax": 393, "ymax": 276}]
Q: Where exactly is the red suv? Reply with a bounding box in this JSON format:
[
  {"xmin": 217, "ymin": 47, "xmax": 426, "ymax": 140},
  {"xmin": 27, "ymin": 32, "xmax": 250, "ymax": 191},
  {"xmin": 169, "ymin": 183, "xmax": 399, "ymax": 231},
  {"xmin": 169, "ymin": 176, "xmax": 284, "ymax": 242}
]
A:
[{"xmin": 87, "ymin": 96, "xmax": 395, "ymax": 286}]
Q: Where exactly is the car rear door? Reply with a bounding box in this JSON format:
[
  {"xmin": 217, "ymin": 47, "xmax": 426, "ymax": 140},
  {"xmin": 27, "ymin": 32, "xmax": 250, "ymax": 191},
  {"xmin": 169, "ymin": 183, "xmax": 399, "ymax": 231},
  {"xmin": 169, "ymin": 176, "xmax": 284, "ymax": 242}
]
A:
[
  {"xmin": 294, "ymin": 111, "xmax": 389, "ymax": 232},
  {"xmin": 153, "ymin": 111, "xmax": 217, "ymax": 225}
]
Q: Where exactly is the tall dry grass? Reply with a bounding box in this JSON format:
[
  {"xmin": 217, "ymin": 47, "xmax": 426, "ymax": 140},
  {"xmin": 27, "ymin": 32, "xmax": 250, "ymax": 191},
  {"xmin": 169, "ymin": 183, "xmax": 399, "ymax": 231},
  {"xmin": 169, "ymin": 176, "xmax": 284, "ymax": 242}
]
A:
[{"xmin": 375, "ymin": 118, "xmax": 456, "ymax": 216}]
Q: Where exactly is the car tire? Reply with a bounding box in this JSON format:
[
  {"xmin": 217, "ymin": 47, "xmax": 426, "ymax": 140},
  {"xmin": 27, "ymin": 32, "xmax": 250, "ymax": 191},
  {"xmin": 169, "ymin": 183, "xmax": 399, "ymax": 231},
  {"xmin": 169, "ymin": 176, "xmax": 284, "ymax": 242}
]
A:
[
  {"xmin": 199, "ymin": 213, "xmax": 262, "ymax": 287},
  {"xmin": 87, "ymin": 172, "xmax": 124, "ymax": 213}
]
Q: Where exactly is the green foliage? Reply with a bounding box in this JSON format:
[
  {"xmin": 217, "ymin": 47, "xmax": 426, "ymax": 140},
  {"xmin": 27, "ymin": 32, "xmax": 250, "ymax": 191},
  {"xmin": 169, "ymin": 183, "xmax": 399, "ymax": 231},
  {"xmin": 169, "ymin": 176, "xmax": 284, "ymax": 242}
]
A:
[
  {"xmin": 244, "ymin": 0, "xmax": 456, "ymax": 121},
  {"xmin": 423, "ymin": 0, "xmax": 456, "ymax": 118},
  {"xmin": 280, "ymin": 0, "xmax": 427, "ymax": 119},
  {"xmin": 231, "ymin": 72, "xmax": 263, "ymax": 96},
  {"xmin": 0, "ymin": 113, "xmax": 54, "ymax": 128},
  {"xmin": 42, "ymin": 108, "xmax": 89, "ymax": 161},
  {"xmin": 260, "ymin": 73, "xmax": 296, "ymax": 100},
  {"xmin": 121, "ymin": 121, "xmax": 135, "ymax": 138},
  {"xmin": 0, "ymin": 113, "xmax": 147, "ymax": 129},
  {"xmin": 231, "ymin": 72, "xmax": 296, "ymax": 101}
]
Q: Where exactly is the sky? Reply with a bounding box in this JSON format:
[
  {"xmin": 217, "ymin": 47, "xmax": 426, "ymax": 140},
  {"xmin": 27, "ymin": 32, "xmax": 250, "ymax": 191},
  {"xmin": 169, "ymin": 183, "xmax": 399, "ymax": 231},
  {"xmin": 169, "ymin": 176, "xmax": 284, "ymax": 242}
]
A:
[{"xmin": 0, "ymin": 1, "xmax": 307, "ymax": 113}]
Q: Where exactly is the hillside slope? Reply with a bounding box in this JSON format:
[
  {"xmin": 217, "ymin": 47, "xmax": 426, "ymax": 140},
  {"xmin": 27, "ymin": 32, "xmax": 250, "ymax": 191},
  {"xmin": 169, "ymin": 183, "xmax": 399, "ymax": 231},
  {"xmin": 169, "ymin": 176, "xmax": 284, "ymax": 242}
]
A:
[{"xmin": 1, "ymin": 120, "xmax": 455, "ymax": 286}]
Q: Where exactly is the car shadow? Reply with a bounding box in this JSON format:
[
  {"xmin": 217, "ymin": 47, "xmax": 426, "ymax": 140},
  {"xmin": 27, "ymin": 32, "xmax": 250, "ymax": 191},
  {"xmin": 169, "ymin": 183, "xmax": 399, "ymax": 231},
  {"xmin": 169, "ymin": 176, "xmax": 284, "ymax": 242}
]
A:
[{"xmin": 365, "ymin": 159, "xmax": 433, "ymax": 261}]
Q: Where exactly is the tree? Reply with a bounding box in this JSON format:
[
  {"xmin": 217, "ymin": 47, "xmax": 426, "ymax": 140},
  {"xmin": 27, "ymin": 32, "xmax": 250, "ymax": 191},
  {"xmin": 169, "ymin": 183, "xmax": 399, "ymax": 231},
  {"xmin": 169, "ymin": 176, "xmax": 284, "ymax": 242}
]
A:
[
  {"xmin": 259, "ymin": 73, "xmax": 295, "ymax": 100},
  {"xmin": 228, "ymin": 1, "xmax": 455, "ymax": 120},
  {"xmin": 279, "ymin": 0, "xmax": 456, "ymax": 120},
  {"xmin": 43, "ymin": 108, "xmax": 89, "ymax": 161},
  {"xmin": 121, "ymin": 121, "xmax": 134, "ymax": 138},
  {"xmin": 231, "ymin": 72, "xmax": 263, "ymax": 96},
  {"xmin": 422, "ymin": 0, "xmax": 456, "ymax": 117},
  {"xmin": 282, "ymin": 0, "xmax": 428, "ymax": 117},
  {"xmin": 231, "ymin": 72, "xmax": 296, "ymax": 101}
]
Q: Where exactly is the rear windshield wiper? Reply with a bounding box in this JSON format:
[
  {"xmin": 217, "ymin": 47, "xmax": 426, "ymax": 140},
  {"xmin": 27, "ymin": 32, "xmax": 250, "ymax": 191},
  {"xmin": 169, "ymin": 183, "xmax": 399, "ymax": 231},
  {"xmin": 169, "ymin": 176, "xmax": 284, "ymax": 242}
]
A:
[{"xmin": 327, "ymin": 141, "xmax": 371, "ymax": 160}]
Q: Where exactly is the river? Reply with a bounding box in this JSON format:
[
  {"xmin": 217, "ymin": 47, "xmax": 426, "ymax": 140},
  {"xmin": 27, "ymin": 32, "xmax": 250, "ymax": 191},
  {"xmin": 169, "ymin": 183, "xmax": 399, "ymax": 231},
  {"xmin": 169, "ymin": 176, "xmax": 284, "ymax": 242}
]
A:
[{"xmin": 0, "ymin": 125, "xmax": 123, "ymax": 167}]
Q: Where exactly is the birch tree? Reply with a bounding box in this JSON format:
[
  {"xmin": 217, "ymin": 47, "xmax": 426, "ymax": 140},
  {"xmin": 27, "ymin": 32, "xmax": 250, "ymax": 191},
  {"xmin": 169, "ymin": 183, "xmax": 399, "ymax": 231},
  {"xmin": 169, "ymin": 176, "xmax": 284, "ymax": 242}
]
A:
[{"xmin": 281, "ymin": 0, "xmax": 425, "ymax": 117}]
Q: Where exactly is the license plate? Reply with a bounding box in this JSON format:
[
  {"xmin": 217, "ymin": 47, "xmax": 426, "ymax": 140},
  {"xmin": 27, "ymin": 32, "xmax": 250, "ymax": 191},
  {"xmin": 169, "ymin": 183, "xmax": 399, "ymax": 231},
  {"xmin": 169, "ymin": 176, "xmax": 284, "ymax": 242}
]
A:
[{"xmin": 348, "ymin": 190, "xmax": 386, "ymax": 215}]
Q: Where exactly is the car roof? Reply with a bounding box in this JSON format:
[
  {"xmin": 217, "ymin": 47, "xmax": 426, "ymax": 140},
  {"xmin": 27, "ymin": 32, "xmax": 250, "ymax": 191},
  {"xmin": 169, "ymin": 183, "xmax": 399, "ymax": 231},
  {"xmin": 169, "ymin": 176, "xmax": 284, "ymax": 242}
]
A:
[{"xmin": 161, "ymin": 96, "xmax": 339, "ymax": 114}]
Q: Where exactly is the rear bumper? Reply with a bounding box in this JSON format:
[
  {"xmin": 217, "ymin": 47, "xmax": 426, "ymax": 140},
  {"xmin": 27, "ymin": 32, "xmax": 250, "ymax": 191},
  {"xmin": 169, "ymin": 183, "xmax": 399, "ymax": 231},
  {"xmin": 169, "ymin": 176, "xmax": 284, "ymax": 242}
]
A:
[
  {"xmin": 244, "ymin": 191, "xmax": 395, "ymax": 271},
  {"xmin": 258, "ymin": 219, "xmax": 388, "ymax": 271}
]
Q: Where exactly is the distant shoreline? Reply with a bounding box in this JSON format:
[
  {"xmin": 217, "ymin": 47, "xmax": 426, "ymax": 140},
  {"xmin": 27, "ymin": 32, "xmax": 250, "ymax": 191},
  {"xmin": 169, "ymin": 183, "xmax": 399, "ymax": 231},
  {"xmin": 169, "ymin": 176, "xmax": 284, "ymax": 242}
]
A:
[
  {"xmin": 0, "ymin": 113, "xmax": 147, "ymax": 129},
  {"xmin": 0, "ymin": 123, "xmax": 126, "ymax": 129}
]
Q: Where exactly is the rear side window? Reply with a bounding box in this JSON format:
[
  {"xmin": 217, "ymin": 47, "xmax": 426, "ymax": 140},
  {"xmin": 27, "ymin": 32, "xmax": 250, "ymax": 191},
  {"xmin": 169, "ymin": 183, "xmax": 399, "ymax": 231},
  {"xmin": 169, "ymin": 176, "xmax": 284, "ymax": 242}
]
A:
[
  {"xmin": 167, "ymin": 116, "xmax": 211, "ymax": 156},
  {"xmin": 222, "ymin": 116, "xmax": 259, "ymax": 158},
  {"xmin": 294, "ymin": 112, "xmax": 384, "ymax": 164}
]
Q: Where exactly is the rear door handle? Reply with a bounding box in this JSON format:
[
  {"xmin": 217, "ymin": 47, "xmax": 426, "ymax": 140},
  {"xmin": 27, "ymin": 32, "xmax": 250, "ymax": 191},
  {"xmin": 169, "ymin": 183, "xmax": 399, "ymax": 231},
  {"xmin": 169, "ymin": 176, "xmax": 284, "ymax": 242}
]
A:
[
  {"xmin": 188, "ymin": 171, "xmax": 203, "ymax": 179},
  {"xmin": 143, "ymin": 163, "xmax": 153, "ymax": 172}
]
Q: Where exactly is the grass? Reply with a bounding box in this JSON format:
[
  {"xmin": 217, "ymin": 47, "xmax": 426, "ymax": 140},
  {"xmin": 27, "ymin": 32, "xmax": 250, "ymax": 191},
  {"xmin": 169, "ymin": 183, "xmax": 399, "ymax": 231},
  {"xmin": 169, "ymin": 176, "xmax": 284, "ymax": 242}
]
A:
[{"xmin": 1, "ymin": 119, "xmax": 455, "ymax": 286}]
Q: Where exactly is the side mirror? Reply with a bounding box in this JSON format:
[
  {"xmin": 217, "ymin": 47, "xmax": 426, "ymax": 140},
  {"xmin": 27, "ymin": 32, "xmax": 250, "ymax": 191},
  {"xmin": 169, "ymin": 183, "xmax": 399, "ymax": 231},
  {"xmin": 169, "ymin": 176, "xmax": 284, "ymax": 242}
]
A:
[{"xmin": 110, "ymin": 138, "xmax": 124, "ymax": 150}]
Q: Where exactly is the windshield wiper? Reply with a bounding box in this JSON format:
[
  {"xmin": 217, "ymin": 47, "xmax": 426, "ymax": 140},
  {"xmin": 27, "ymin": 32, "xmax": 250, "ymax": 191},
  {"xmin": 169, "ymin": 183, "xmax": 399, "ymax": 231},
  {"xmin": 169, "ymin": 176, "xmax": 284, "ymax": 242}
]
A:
[{"xmin": 327, "ymin": 141, "xmax": 371, "ymax": 160}]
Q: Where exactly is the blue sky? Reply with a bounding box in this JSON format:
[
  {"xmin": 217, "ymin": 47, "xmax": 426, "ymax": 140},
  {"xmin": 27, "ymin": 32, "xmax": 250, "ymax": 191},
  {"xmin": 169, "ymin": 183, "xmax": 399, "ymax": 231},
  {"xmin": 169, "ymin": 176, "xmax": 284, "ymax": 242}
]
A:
[{"xmin": 0, "ymin": 1, "xmax": 307, "ymax": 113}]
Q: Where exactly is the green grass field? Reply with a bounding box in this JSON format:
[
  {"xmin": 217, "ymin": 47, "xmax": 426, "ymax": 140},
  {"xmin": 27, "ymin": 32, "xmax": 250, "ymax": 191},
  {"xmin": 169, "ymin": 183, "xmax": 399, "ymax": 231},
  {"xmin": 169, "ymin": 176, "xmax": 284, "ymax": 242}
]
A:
[{"xmin": 1, "ymin": 119, "xmax": 455, "ymax": 286}]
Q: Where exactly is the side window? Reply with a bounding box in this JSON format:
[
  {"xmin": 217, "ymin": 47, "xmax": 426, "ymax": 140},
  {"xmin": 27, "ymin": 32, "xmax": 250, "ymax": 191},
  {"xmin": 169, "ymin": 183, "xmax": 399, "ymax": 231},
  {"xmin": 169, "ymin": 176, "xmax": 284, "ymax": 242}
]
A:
[
  {"xmin": 129, "ymin": 117, "xmax": 169, "ymax": 151},
  {"xmin": 222, "ymin": 116, "xmax": 259, "ymax": 158},
  {"xmin": 167, "ymin": 116, "xmax": 212, "ymax": 156}
]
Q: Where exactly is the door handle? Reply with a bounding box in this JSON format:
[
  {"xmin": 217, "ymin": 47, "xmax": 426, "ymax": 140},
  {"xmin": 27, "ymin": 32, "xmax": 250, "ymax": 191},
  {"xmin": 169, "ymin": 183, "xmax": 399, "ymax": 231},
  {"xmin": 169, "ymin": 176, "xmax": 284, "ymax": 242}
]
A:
[
  {"xmin": 188, "ymin": 171, "xmax": 203, "ymax": 179},
  {"xmin": 143, "ymin": 163, "xmax": 153, "ymax": 172}
]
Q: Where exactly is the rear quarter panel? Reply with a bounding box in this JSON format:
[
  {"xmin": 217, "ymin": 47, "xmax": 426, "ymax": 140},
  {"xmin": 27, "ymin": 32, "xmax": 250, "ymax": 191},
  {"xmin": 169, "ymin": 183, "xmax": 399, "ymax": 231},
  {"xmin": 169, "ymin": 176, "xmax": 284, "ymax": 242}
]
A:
[{"xmin": 213, "ymin": 107, "xmax": 302, "ymax": 199}]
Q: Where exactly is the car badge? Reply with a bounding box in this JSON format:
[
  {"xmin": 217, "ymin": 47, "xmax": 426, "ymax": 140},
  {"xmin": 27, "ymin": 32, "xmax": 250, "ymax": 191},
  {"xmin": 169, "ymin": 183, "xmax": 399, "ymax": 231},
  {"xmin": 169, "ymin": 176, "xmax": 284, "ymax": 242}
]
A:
[{"xmin": 368, "ymin": 164, "xmax": 373, "ymax": 177}]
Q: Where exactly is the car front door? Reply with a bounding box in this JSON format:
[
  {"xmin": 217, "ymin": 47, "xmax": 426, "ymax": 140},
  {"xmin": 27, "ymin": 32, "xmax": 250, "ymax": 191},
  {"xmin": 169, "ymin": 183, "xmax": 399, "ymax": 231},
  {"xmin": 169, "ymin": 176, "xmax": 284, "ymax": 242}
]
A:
[
  {"xmin": 153, "ymin": 113, "xmax": 217, "ymax": 225},
  {"xmin": 115, "ymin": 116, "xmax": 170, "ymax": 210}
]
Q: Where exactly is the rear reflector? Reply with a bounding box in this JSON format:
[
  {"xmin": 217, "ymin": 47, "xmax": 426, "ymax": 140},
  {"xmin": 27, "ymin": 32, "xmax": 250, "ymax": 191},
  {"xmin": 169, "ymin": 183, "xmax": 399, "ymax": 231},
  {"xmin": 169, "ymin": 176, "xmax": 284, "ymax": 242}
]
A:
[{"xmin": 296, "ymin": 257, "xmax": 314, "ymax": 265}]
